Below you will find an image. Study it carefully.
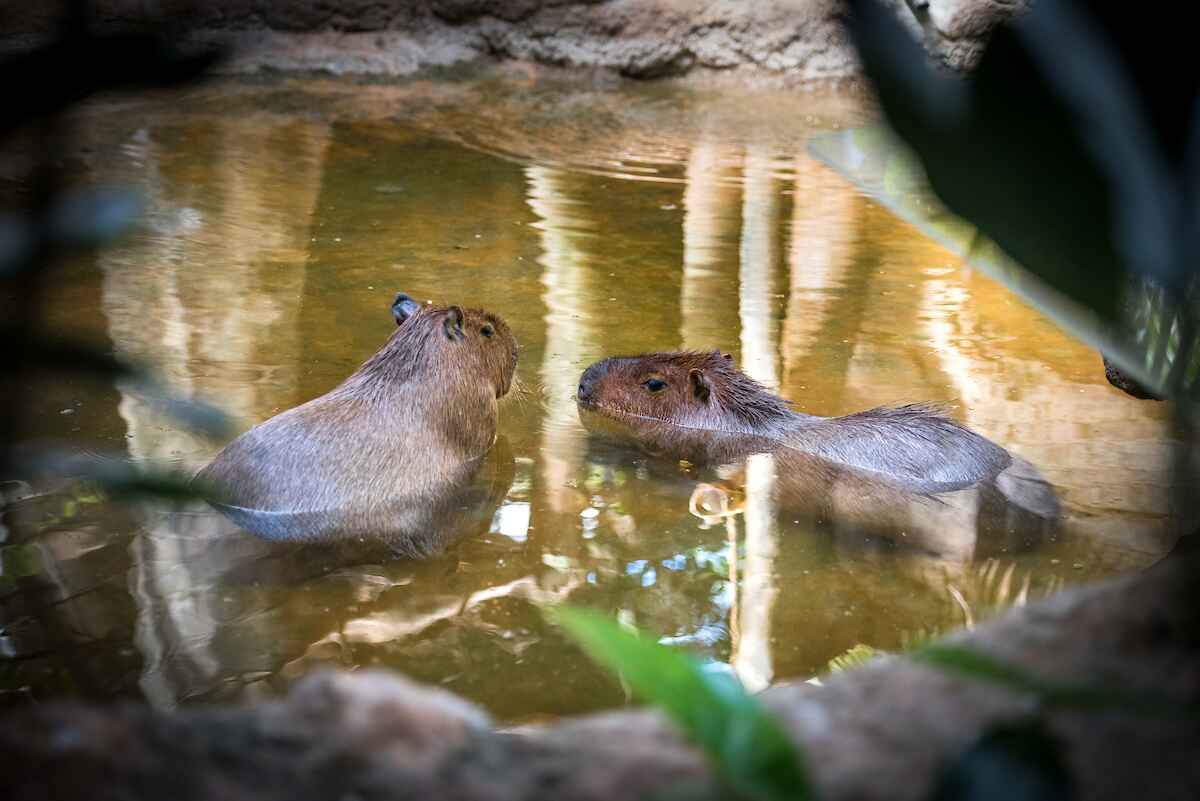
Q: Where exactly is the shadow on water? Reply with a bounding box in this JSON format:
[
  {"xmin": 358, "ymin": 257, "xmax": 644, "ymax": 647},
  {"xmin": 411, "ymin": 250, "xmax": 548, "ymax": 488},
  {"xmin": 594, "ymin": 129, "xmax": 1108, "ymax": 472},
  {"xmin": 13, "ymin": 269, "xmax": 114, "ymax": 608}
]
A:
[{"xmin": 0, "ymin": 70, "xmax": 1189, "ymax": 719}]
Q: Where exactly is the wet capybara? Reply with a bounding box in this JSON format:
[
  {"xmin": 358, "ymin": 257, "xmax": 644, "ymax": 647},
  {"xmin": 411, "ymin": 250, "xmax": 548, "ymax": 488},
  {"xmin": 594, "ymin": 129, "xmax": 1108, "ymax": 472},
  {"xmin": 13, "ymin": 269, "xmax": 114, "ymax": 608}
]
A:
[
  {"xmin": 576, "ymin": 350, "xmax": 1058, "ymax": 558},
  {"xmin": 196, "ymin": 293, "xmax": 518, "ymax": 553}
]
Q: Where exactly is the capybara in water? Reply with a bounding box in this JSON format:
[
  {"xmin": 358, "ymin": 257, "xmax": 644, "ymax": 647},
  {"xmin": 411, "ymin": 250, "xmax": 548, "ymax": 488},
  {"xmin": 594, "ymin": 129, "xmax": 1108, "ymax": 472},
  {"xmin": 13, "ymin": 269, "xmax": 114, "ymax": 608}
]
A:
[
  {"xmin": 577, "ymin": 350, "xmax": 1058, "ymax": 557},
  {"xmin": 196, "ymin": 293, "xmax": 518, "ymax": 554}
]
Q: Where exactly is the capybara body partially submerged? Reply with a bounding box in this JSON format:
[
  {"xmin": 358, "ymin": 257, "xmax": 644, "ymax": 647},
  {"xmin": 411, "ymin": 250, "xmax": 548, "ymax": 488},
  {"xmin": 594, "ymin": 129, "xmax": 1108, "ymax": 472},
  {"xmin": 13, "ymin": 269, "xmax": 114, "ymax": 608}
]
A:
[
  {"xmin": 196, "ymin": 293, "xmax": 518, "ymax": 556},
  {"xmin": 577, "ymin": 351, "xmax": 1058, "ymax": 558}
]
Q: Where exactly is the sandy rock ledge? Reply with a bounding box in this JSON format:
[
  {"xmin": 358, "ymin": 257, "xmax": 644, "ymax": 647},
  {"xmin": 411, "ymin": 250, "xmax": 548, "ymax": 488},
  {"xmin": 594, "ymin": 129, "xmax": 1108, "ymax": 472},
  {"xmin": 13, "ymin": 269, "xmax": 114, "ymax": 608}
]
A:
[
  {"xmin": 1, "ymin": 0, "xmax": 1026, "ymax": 80},
  {"xmin": 4, "ymin": 538, "xmax": 1199, "ymax": 801}
]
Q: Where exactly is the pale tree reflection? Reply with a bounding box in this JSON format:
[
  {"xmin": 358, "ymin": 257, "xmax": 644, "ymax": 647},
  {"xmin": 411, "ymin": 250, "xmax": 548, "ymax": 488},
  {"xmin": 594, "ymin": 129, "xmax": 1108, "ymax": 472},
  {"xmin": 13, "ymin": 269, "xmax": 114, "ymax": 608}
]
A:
[
  {"xmin": 681, "ymin": 142, "xmax": 743, "ymax": 353},
  {"xmin": 730, "ymin": 147, "xmax": 782, "ymax": 693},
  {"xmin": 525, "ymin": 164, "xmax": 596, "ymax": 514},
  {"xmin": 97, "ymin": 117, "xmax": 331, "ymax": 707},
  {"xmin": 781, "ymin": 154, "xmax": 859, "ymax": 377},
  {"xmin": 919, "ymin": 273, "xmax": 1187, "ymax": 562},
  {"xmin": 737, "ymin": 148, "xmax": 782, "ymax": 392}
]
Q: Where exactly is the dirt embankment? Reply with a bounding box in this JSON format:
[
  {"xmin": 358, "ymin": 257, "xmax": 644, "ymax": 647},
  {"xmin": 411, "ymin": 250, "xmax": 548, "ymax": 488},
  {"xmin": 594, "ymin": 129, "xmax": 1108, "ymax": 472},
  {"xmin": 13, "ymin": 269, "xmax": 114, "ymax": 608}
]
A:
[{"xmin": 1, "ymin": 1, "xmax": 1024, "ymax": 81}]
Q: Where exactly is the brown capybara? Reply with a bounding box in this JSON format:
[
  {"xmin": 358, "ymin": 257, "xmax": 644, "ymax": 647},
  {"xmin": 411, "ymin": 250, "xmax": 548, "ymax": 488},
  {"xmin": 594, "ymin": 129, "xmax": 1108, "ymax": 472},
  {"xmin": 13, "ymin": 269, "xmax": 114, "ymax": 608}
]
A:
[
  {"xmin": 576, "ymin": 350, "xmax": 1058, "ymax": 557},
  {"xmin": 196, "ymin": 293, "xmax": 518, "ymax": 554}
]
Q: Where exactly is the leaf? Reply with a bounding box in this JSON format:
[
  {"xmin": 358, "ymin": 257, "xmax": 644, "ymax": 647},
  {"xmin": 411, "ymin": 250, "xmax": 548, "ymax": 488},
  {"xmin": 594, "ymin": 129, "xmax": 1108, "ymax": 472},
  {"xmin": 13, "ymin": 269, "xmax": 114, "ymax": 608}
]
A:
[
  {"xmin": 130, "ymin": 380, "xmax": 236, "ymax": 439},
  {"xmin": 3, "ymin": 333, "xmax": 235, "ymax": 438},
  {"xmin": 17, "ymin": 447, "xmax": 216, "ymax": 502},
  {"xmin": 1, "ymin": 330, "xmax": 234, "ymax": 438},
  {"xmin": 0, "ymin": 34, "xmax": 225, "ymax": 136},
  {"xmin": 2, "ymin": 188, "xmax": 144, "ymax": 278},
  {"xmin": 910, "ymin": 643, "xmax": 1196, "ymax": 718},
  {"xmin": 4, "ymin": 332, "xmax": 139, "ymax": 379},
  {"xmin": 808, "ymin": 128, "xmax": 1200, "ymax": 402},
  {"xmin": 48, "ymin": 188, "xmax": 144, "ymax": 249},
  {"xmin": 828, "ymin": 1, "xmax": 1200, "ymax": 404},
  {"xmin": 826, "ymin": 644, "xmax": 881, "ymax": 674},
  {"xmin": 0, "ymin": 213, "xmax": 35, "ymax": 277},
  {"xmin": 845, "ymin": 0, "xmax": 1200, "ymax": 324},
  {"xmin": 551, "ymin": 607, "xmax": 811, "ymax": 801},
  {"xmin": 930, "ymin": 720, "xmax": 1075, "ymax": 801}
]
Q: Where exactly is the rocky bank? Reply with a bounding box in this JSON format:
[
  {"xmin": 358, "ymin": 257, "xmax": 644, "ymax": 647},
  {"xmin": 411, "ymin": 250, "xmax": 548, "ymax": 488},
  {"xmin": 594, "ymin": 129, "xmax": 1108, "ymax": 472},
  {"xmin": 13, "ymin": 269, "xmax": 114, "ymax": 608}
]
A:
[
  {"xmin": 4, "ymin": 538, "xmax": 1198, "ymax": 801},
  {"xmin": 1, "ymin": 1, "xmax": 1027, "ymax": 79}
]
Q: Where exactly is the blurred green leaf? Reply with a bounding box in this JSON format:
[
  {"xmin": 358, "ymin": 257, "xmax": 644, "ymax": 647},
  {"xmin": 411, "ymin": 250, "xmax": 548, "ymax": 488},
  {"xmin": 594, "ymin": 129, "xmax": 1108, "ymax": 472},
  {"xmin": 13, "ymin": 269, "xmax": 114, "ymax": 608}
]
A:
[
  {"xmin": 827, "ymin": 644, "xmax": 881, "ymax": 674},
  {"xmin": 0, "ymin": 34, "xmax": 225, "ymax": 137},
  {"xmin": 132, "ymin": 380, "xmax": 235, "ymax": 439},
  {"xmin": 839, "ymin": 0, "xmax": 1200, "ymax": 404},
  {"xmin": 911, "ymin": 643, "xmax": 1196, "ymax": 718},
  {"xmin": 19, "ymin": 448, "xmax": 214, "ymax": 502},
  {"xmin": 552, "ymin": 607, "xmax": 811, "ymax": 801},
  {"xmin": 5, "ymin": 331, "xmax": 138, "ymax": 379},
  {"xmin": 930, "ymin": 720, "xmax": 1074, "ymax": 801},
  {"xmin": 0, "ymin": 543, "xmax": 44, "ymax": 581},
  {"xmin": 0, "ymin": 214, "xmax": 35, "ymax": 276},
  {"xmin": 809, "ymin": 128, "xmax": 1200, "ymax": 402},
  {"xmin": 844, "ymin": 0, "xmax": 1116, "ymax": 320},
  {"xmin": 3, "ymin": 333, "xmax": 234, "ymax": 438},
  {"xmin": 847, "ymin": 0, "xmax": 1180, "ymax": 315},
  {"xmin": 1, "ymin": 188, "xmax": 144, "ymax": 278},
  {"xmin": 49, "ymin": 188, "xmax": 144, "ymax": 249}
]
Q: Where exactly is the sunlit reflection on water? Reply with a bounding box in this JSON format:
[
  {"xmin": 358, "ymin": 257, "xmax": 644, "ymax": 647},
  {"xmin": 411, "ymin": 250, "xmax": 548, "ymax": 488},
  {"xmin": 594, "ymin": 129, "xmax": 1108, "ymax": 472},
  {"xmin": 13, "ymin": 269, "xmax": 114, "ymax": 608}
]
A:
[{"xmin": 0, "ymin": 72, "xmax": 1187, "ymax": 721}]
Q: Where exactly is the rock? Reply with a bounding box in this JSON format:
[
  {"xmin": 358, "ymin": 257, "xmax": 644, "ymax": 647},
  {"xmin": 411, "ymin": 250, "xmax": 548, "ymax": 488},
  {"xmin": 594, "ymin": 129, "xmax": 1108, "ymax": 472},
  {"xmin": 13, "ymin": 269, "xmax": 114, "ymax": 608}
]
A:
[
  {"xmin": 0, "ymin": 0, "xmax": 1027, "ymax": 79},
  {"xmin": 897, "ymin": 0, "xmax": 1031, "ymax": 70},
  {"xmin": 3, "ymin": 539, "xmax": 1199, "ymax": 800}
]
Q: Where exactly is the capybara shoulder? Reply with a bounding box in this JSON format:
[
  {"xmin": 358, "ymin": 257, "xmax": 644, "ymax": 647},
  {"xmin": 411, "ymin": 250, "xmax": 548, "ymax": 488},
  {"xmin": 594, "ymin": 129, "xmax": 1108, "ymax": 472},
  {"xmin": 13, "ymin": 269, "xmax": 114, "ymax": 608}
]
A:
[{"xmin": 196, "ymin": 293, "xmax": 518, "ymax": 545}]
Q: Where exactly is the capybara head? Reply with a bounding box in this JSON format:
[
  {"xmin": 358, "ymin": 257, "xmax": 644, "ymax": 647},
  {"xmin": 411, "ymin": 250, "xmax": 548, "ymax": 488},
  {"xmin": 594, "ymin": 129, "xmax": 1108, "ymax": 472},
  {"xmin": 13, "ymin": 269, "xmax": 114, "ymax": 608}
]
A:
[
  {"xmin": 366, "ymin": 292, "xmax": 518, "ymax": 399},
  {"xmin": 576, "ymin": 351, "xmax": 790, "ymax": 433}
]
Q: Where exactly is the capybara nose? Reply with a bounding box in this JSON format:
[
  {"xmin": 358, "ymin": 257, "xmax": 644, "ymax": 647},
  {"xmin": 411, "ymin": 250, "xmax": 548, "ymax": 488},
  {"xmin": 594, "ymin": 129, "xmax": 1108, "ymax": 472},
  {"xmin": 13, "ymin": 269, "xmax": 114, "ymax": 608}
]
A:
[{"xmin": 577, "ymin": 363, "xmax": 604, "ymax": 402}]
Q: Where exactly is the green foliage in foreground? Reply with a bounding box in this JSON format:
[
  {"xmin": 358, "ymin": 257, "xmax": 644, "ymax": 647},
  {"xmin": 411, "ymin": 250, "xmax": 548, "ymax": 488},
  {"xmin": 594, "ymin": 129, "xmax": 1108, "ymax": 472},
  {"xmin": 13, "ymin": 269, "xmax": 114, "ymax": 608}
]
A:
[
  {"xmin": 837, "ymin": 0, "xmax": 1200, "ymax": 405},
  {"xmin": 552, "ymin": 607, "xmax": 812, "ymax": 801},
  {"xmin": 552, "ymin": 608, "xmax": 1197, "ymax": 801},
  {"xmin": 911, "ymin": 643, "xmax": 1197, "ymax": 719},
  {"xmin": 1, "ymin": 23, "xmax": 227, "ymax": 503},
  {"xmin": 826, "ymin": 644, "xmax": 881, "ymax": 675}
]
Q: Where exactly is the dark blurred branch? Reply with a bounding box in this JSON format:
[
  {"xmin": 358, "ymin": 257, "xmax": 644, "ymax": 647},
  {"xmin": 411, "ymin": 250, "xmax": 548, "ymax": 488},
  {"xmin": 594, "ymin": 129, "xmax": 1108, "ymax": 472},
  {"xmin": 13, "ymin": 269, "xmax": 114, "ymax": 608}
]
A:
[
  {"xmin": 0, "ymin": 1, "xmax": 226, "ymax": 488},
  {"xmin": 0, "ymin": 33, "xmax": 223, "ymax": 140}
]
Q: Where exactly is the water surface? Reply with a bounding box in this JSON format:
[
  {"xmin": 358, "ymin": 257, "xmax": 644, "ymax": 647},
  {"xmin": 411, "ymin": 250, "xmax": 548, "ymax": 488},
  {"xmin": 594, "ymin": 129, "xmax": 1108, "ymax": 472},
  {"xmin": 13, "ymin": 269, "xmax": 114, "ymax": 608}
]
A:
[{"xmin": 0, "ymin": 71, "xmax": 1187, "ymax": 720}]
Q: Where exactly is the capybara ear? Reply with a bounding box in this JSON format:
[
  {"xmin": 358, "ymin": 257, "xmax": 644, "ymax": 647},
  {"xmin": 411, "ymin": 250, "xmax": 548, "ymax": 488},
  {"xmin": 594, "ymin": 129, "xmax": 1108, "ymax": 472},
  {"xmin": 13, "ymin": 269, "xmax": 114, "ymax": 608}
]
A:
[
  {"xmin": 444, "ymin": 306, "xmax": 465, "ymax": 341},
  {"xmin": 392, "ymin": 293, "xmax": 422, "ymax": 326},
  {"xmin": 722, "ymin": 352, "xmax": 733, "ymax": 361},
  {"xmin": 689, "ymin": 368, "xmax": 711, "ymax": 403}
]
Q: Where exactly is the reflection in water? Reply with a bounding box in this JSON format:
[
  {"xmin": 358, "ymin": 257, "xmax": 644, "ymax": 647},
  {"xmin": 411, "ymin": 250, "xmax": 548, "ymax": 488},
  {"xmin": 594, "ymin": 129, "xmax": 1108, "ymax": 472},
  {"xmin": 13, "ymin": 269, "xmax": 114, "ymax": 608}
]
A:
[
  {"xmin": 731, "ymin": 148, "xmax": 782, "ymax": 692},
  {"xmin": 0, "ymin": 78, "xmax": 1187, "ymax": 718},
  {"xmin": 681, "ymin": 143, "xmax": 743, "ymax": 352},
  {"xmin": 527, "ymin": 164, "xmax": 594, "ymax": 515},
  {"xmin": 738, "ymin": 147, "xmax": 782, "ymax": 390},
  {"xmin": 96, "ymin": 116, "xmax": 331, "ymax": 707},
  {"xmin": 918, "ymin": 274, "xmax": 1186, "ymax": 556},
  {"xmin": 782, "ymin": 154, "xmax": 858, "ymax": 375}
]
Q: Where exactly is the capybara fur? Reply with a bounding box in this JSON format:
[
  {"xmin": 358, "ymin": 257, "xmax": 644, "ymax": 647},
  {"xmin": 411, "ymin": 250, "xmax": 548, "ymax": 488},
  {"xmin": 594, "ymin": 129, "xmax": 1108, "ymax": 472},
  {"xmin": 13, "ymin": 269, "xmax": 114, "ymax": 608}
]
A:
[
  {"xmin": 577, "ymin": 351, "xmax": 1058, "ymax": 557},
  {"xmin": 196, "ymin": 293, "xmax": 518, "ymax": 553}
]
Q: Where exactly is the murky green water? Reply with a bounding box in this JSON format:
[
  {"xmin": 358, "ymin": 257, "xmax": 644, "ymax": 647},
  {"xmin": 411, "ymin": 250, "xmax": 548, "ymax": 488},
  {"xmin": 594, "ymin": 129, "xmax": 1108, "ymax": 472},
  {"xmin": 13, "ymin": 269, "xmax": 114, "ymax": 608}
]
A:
[{"xmin": 0, "ymin": 70, "xmax": 1189, "ymax": 720}]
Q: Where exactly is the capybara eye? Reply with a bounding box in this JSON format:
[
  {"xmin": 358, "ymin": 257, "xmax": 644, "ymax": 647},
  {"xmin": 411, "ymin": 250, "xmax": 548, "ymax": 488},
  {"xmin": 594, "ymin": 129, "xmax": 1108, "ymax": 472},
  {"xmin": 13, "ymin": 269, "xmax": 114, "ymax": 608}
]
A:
[
  {"xmin": 481, "ymin": 325, "xmax": 495, "ymax": 338},
  {"xmin": 643, "ymin": 378, "xmax": 667, "ymax": 393}
]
